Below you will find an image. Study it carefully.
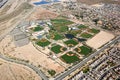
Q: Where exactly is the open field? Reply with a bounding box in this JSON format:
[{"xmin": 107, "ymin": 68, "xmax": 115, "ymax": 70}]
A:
[
  {"xmin": 86, "ymin": 31, "xmax": 115, "ymax": 49},
  {"xmin": 0, "ymin": 35, "xmax": 65, "ymax": 74},
  {"xmin": 51, "ymin": 19, "xmax": 74, "ymax": 32},
  {"xmin": 28, "ymin": 7, "xmax": 59, "ymax": 20},
  {"xmin": 81, "ymin": 32, "xmax": 93, "ymax": 38},
  {"xmin": 0, "ymin": 58, "xmax": 41, "ymax": 80}
]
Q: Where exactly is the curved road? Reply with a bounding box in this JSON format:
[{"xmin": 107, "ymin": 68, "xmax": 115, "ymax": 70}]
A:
[{"xmin": 0, "ymin": 53, "xmax": 48, "ymax": 80}]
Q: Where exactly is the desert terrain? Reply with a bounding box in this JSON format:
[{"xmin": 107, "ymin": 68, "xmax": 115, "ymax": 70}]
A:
[{"xmin": 0, "ymin": 58, "xmax": 41, "ymax": 80}]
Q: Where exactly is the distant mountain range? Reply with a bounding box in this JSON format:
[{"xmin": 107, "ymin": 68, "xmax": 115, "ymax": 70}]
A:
[{"xmin": 77, "ymin": 0, "xmax": 120, "ymax": 5}]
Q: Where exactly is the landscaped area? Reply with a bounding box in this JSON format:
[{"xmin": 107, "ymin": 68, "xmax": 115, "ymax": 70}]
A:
[
  {"xmin": 36, "ymin": 38, "xmax": 51, "ymax": 47},
  {"xmin": 64, "ymin": 39, "xmax": 78, "ymax": 47},
  {"xmin": 51, "ymin": 19, "xmax": 74, "ymax": 32},
  {"xmin": 51, "ymin": 45, "xmax": 67, "ymax": 54},
  {"xmin": 48, "ymin": 70, "xmax": 56, "ymax": 76},
  {"xmin": 61, "ymin": 52, "xmax": 80, "ymax": 64},
  {"xmin": 33, "ymin": 25, "xmax": 43, "ymax": 32},
  {"xmin": 89, "ymin": 28, "xmax": 100, "ymax": 34},
  {"xmin": 78, "ymin": 24, "xmax": 87, "ymax": 29},
  {"xmin": 48, "ymin": 31, "xmax": 64, "ymax": 40},
  {"xmin": 81, "ymin": 32, "xmax": 93, "ymax": 38},
  {"xmin": 75, "ymin": 46, "xmax": 92, "ymax": 56}
]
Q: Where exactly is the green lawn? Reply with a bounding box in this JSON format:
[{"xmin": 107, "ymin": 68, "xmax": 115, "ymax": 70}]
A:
[
  {"xmin": 61, "ymin": 52, "xmax": 80, "ymax": 64},
  {"xmin": 90, "ymin": 28, "xmax": 100, "ymax": 34},
  {"xmin": 69, "ymin": 30, "xmax": 81, "ymax": 36},
  {"xmin": 51, "ymin": 19, "xmax": 74, "ymax": 27},
  {"xmin": 81, "ymin": 33, "xmax": 93, "ymax": 38},
  {"xmin": 51, "ymin": 19, "xmax": 73, "ymax": 32},
  {"xmin": 48, "ymin": 70, "xmax": 56, "ymax": 76},
  {"xmin": 75, "ymin": 46, "xmax": 92, "ymax": 56},
  {"xmin": 64, "ymin": 39, "xmax": 78, "ymax": 47},
  {"xmin": 78, "ymin": 25, "xmax": 87, "ymax": 29},
  {"xmin": 36, "ymin": 39, "xmax": 51, "ymax": 47},
  {"xmin": 48, "ymin": 31, "xmax": 64, "ymax": 40},
  {"xmin": 33, "ymin": 25, "xmax": 43, "ymax": 32},
  {"xmin": 51, "ymin": 45, "xmax": 67, "ymax": 54}
]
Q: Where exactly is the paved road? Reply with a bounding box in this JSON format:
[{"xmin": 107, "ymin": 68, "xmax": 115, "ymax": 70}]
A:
[
  {"xmin": 0, "ymin": 54, "xmax": 48, "ymax": 80},
  {"xmin": 55, "ymin": 36, "xmax": 120, "ymax": 80}
]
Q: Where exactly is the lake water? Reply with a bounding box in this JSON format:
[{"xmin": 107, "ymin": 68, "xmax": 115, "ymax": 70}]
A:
[{"xmin": 34, "ymin": 0, "xmax": 60, "ymax": 5}]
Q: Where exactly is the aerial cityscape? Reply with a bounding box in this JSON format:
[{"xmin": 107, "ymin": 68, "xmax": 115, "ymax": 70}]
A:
[{"xmin": 0, "ymin": 0, "xmax": 120, "ymax": 80}]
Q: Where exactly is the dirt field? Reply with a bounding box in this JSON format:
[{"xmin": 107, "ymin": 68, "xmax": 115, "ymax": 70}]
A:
[
  {"xmin": 0, "ymin": 58, "xmax": 41, "ymax": 80},
  {"xmin": 28, "ymin": 7, "xmax": 59, "ymax": 20},
  {"xmin": 0, "ymin": 35, "xmax": 65, "ymax": 74},
  {"xmin": 86, "ymin": 31, "xmax": 115, "ymax": 49}
]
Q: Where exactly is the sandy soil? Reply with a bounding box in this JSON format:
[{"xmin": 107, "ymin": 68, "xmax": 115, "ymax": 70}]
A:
[
  {"xmin": 28, "ymin": 7, "xmax": 59, "ymax": 20},
  {"xmin": 0, "ymin": 58, "xmax": 41, "ymax": 80},
  {"xmin": 86, "ymin": 31, "xmax": 115, "ymax": 49},
  {"xmin": 0, "ymin": 35, "xmax": 65, "ymax": 74}
]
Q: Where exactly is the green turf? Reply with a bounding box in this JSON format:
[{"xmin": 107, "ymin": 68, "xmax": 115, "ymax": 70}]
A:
[
  {"xmin": 51, "ymin": 45, "xmax": 66, "ymax": 54},
  {"xmin": 78, "ymin": 25, "xmax": 87, "ymax": 29},
  {"xmin": 51, "ymin": 19, "xmax": 73, "ymax": 32},
  {"xmin": 90, "ymin": 28, "xmax": 100, "ymax": 34},
  {"xmin": 53, "ymin": 33, "xmax": 64, "ymax": 40},
  {"xmin": 36, "ymin": 39, "xmax": 51, "ymax": 47},
  {"xmin": 75, "ymin": 46, "xmax": 92, "ymax": 55},
  {"xmin": 48, "ymin": 70, "xmax": 56, "ymax": 76},
  {"xmin": 81, "ymin": 33, "xmax": 93, "ymax": 38},
  {"xmin": 33, "ymin": 25, "xmax": 43, "ymax": 32},
  {"xmin": 61, "ymin": 52, "xmax": 80, "ymax": 64},
  {"xmin": 51, "ymin": 19, "xmax": 74, "ymax": 26},
  {"xmin": 64, "ymin": 39, "xmax": 78, "ymax": 47},
  {"xmin": 69, "ymin": 30, "xmax": 81, "ymax": 36}
]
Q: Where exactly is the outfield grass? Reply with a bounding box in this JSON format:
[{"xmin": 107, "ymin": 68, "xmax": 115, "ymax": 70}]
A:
[
  {"xmin": 36, "ymin": 39, "xmax": 51, "ymax": 47},
  {"xmin": 64, "ymin": 39, "xmax": 78, "ymax": 47},
  {"xmin": 33, "ymin": 25, "xmax": 43, "ymax": 32},
  {"xmin": 51, "ymin": 45, "xmax": 67, "ymax": 54},
  {"xmin": 78, "ymin": 25, "xmax": 87, "ymax": 29},
  {"xmin": 81, "ymin": 33, "xmax": 93, "ymax": 38},
  {"xmin": 48, "ymin": 32, "xmax": 64, "ymax": 40},
  {"xmin": 69, "ymin": 30, "xmax": 81, "ymax": 36},
  {"xmin": 75, "ymin": 46, "xmax": 92, "ymax": 56},
  {"xmin": 61, "ymin": 52, "xmax": 80, "ymax": 64},
  {"xmin": 90, "ymin": 28, "xmax": 100, "ymax": 34}
]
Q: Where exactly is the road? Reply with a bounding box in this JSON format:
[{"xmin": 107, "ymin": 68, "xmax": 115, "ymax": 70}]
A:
[
  {"xmin": 54, "ymin": 36, "xmax": 120, "ymax": 80},
  {"xmin": 0, "ymin": 53, "xmax": 48, "ymax": 80}
]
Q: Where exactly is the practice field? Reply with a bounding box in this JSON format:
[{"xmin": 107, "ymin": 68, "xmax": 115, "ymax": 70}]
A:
[
  {"xmin": 88, "ymin": 28, "xmax": 100, "ymax": 34},
  {"xmin": 36, "ymin": 38, "xmax": 51, "ymax": 47},
  {"xmin": 51, "ymin": 45, "xmax": 67, "ymax": 54},
  {"xmin": 86, "ymin": 31, "xmax": 115, "ymax": 49},
  {"xmin": 78, "ymin": 24, "xmax": 87, "ymax": 29},
  {"xmin": 75, "ymin": 46, "xmax": 92, "ymax": 56},
  {"xmin": 81, "ymin": 32, "xmax": 93, "ymax": 38},
  {"xmin": 64, "ymin": 39, "xmax": 78, "ymax": 47},
  {"xmin": 51, "ymin": 19, "xmax": 74, "ymax": 32},
  {"xmin": 61, "ymin": 52, "xmax": 80, "ymax": 64}
]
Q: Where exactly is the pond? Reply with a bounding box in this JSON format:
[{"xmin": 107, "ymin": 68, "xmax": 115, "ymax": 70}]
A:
[
  {"xmin": 33, "ymin": 0, "xmax": 60, "ymax": 5},
  {"xmin": 65, "ymin": 34, "xmax": 75, "ymax": 39}
]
